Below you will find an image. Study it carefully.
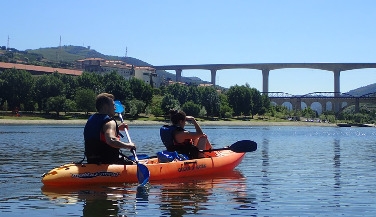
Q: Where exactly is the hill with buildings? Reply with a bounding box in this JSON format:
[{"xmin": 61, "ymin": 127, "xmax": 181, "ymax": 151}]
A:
[{"xmin": 26, "ymin": 46, "xmax": 208, "ymax": 85}]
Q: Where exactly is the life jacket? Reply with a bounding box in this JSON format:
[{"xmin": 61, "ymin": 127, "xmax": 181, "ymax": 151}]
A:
[
  {"xmin": 160, "ymin": 125, "xmax": 197, "ymax": 159},
  {"xmin": 84, "ymin": 114, "xmax": 121, "ymax": 164},
  {"xmin": 160, "ymin": 125, "xmax": 192, "ymax": 148},
  {"xmin": 160, "ymin": 125, "xmax": 177, "ymax": 150}
]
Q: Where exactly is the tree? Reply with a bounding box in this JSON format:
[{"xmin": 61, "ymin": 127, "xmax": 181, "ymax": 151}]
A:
[
  {"xmin": 259, "ymin": 94, "xmax": 271, "ymax": 117},
  {"xmin": 182, "ymin": 101, "xmax": 201, "ymax": 116},
  {"xmin": 249, "ymin": 88, "xmax": 262, "ymax": 118},
  {"xmin": 75, "ymin": 88, "xmax": 96, "ymax": 115},
  {"xmin": 45, "ymin": 95, "xmax": 67, "ymax": 116},
  {"xmin": 77, "ymin": 72, "xmax": 103, "ymax": 94},
  {"xmin": 128, "ymin": 99, "xmax": 146, "ymax": 117},
  {"xmin": 60, "ymin": 73, "xmax": 78, "ymax": 100},
  {"xmin": 150, "ymin": 95, "xmax": 163, "ymax": 117},
  {"xmin": 103, "ymin": 71, "xmax": 131, "ymax": 102},
  {"xmin": 0, "ymin": 68, "xmax": 34, "ymax": 109},
  {"xmin": 198, "ymin": 86, "xmax": 220, "ymax": 117},
  {"xmin": 129, "ymin": 77, "xmax": 153, "ymax": 106},
  {"xmin": 187, "ymin": 85, "xmax": 201, "ymax": 104},
  {"xmin": 166, "ymin": 83, "xmax": 189, "ymax": 105},
  {"xmin": 219, "ymin": 93, "xmax": 233, "ymax": 119},
  {"xmin": 161, "ymin": 94, "xmax": 180, "ymax": 114},
  {"xmin": 227, "ymin": 85, "xmax": 251, "ymax": 116},
  {"xmin": 34, "ymin": 73, "xmax": 66, "ymax": 111}
]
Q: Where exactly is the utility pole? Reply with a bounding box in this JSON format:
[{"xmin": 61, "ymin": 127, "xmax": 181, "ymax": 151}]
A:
[
  {"xmin": 7, "ymin": 35, "xmax": 10, "ymax": 50},
  {"xmin": 125, "ymin": 46, "xmax": 128, "ymax": 60},
  {"xmin": 56, "ymin": 35, "xmax": 62, "ymax": 62}
]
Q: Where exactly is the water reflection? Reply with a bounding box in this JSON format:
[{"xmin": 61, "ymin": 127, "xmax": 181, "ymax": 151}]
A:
[
  {"xmin": 261, "ymin": 138, "xmax": 270, "ymax": 204},
  {"xmin": 41, "ymin": 171, "xmax": 246, "ymax": 217},
  {"xmin": 333, "ymin": 139, "xmax": 341, "ymax": 190}
]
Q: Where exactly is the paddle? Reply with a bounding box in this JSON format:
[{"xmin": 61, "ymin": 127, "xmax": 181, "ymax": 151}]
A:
[
  {"xmin": 199, "ymin": 140, "xmax": 257, "ymax": 153},
  {"xmin": 125, "ymin": 128, "xmax": 150, "ymax": 186},
  {"xmin": 115, "ymin": 100, "xmax": 150, "ymax": 186}
]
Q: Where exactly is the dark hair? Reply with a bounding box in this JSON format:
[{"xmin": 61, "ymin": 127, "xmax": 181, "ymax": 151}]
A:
[
  {"xmin": 95, "ymin": 93, "xmax": 114, "ymax": 111},
  {"xmin": 169, "ymin": 109, "xmax": 186, "ymax": 125}
]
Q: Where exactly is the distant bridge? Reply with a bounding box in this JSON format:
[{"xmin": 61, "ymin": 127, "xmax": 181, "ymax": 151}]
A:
[
  {"xmin": 265, "ymin": 92, "xmax": 376, "ymax": 113},
  {"xmin": 153, "ymin": 63, "xmax": 376, "ymax": 96},
  {"xmin": 153, "ymin": 63, "xmax": 376, "ymax": 113}
]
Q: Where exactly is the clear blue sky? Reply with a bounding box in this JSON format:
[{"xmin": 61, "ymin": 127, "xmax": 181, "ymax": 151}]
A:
[{"xmin": 2, "ymin": 0, "xmax": 376, "ymax": 95}]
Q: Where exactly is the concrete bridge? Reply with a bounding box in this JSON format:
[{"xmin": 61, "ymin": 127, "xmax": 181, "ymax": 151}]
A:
[
  {"xmin": 153, "ymin": 63, "xmax": 376, "ymax": 113},
  {"xmin": 153, "ymin": 63, "xmax": 376, "ymax": 96}
]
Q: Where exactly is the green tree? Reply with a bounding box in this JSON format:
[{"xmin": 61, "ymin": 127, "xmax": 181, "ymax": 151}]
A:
[
  {"xmin": 0, "ymin": 68, "xmax": 34, "ymax": 109},
  {"xmin": 161, "ymin": 94, "xmax": 180, "ymax": 114},
  {"xmin": 129, "ymin": 77, "xmax": 153, "ymax": 105},
  {"xmin": 227, "ymin": 85, "xmax": 251, "ymax": 116},
  {"xmin": 166, "ymin": 83, "xmax": 189, "ymax": 105},
  {"xmin": 60, "ymin": 73, "xmax": 78, "ymax": 100},
  {"xmin": 103, "ymin": 71, "xmax": 131, "ymax": 102},
  {"xmin": 249, "ymin": 88, "xmax": 262, "ymax": 118},
  {"xmin": 150, "ymin": 95, "xmax": 163, "ymax": 117},
  {"xmin": 259, "ymin": 94, "xmax": 271, "ymax": 117},
  {"xmin": 77, "ymin": 72, "xmax": 103, "ymax": 93},
  {"xmin": 187, "ymin": 85, "xmax": 201, "ymax": 104},
  {"xmin": 75, "ymin": 88, "xmax": 96, "ymax": 115},
  {"xmin": 128, "ymin": 99, "xmax": 146, "ymax": 117},
  {"xmin": 199, "ymin": 86, "xmax": 220, "ymax": 117},
  {"xmin": 219, "ymin": 93, "xmax": 233, "ymax": 119},
  {"xmin": 34, "ymin": 72, "xmax": 65, "ymax": 111},
  {"xmin": 45, "ymin": 95, "xmax": 67, "ymax": 116},
  {"xmin": 182, "ymin": 101, "xmax": 201, "ymax": 116}
]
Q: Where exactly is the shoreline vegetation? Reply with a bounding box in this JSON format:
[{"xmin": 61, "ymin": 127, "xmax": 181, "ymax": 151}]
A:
[{"xmin": 0, "ymin": 117, "xmax": 338, "ymax": 127}]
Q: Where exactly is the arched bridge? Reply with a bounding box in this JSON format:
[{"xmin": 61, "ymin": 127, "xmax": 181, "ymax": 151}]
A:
[{"xmin": 265, "ymin": 92, "xmax": 376, "ymax": 113}]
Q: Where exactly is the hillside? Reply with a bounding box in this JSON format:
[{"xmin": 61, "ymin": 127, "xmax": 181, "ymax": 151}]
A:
[
  {"xmin": 26, "ymin": 45, "xmax": 208, "ymax": 85},
  {"xmin": 2, "ymin": 45, "xmax": 375, "ymax": 93},
  {"xmin": 346, "ymin": 83, "xmax": 376, "ymax": 97}
]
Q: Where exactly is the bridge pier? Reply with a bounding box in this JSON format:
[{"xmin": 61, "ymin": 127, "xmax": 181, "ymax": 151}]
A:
[
  {"xmin": 175, "ymin": 69, "xmax": 182, "ymax": 82},
  {"xmin": 211, "ymin": 69, "xmax": 217, "ymax": 86},
  {"xmin": 355, "ymin": 98, "xmax": 360, "ymax": 113},
  {"xmin": 333, "ymin": 69, "xmax": 341, "ymax": 112},
  {"xmin": 333, "ymin": 69, "xmax": 341, "ymax": 96},
  {"xmin": 262, "ymin": 69, "xmax": 270, "ymax": 93}
]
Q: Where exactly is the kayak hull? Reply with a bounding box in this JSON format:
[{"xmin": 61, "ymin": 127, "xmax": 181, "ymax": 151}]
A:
[{"xmin": 42, "ymin": 150, "xmax": 245, "ymax": 186}]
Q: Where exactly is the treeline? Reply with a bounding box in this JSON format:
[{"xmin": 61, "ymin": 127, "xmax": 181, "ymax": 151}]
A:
[{"xmin": 0, "ymin": 68, "xmax": 270, "ymax": 119}]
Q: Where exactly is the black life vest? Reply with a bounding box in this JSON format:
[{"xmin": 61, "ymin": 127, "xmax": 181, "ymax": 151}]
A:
[
  {"xmin": 160, "ymin": 125, "xmax": 198, "ymax": 159},
  {"xmin": 83, "ymin": 114, "xmax": 121, "ymax": 164},
  {"xmin": 160, "ymin": 125, "xmax": 178, "ymax": 150}
]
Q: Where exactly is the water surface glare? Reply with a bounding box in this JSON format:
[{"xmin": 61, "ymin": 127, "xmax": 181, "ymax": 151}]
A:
[{"xmin": 0, "ymin": 124, "xmax": 375, "ymax": 216}]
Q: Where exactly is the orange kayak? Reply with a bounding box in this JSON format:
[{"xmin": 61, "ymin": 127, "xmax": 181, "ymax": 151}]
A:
[{"xmin": 41, "ymin": 150, "xmax": 245, "ymax": 186}]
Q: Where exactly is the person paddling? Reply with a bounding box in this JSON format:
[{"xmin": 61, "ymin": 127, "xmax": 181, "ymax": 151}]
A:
[
  {"xmin": 84, "ymin": 93, "xmax": 135, "ymax": 164},
  {"xmin": 161, "ymin": 109, "xmax": 213, "ymax": 159}
]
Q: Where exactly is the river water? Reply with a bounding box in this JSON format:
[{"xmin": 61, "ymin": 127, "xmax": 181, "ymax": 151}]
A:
[{"xmin": 0, "ymin": 124, "xmax": 375, "ymax": 216}]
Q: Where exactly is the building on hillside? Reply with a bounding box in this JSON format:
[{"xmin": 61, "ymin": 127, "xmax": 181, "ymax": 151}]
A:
[{"xmin": 75, "ymin": 58, "xmax": 159, "ymax": 87}]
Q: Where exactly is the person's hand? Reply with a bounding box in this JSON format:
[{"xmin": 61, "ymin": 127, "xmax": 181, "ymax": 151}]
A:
[
  {"xmin": 118, "ymin": 123, "xmax": 128, "ymax": 131},
  {"xmin": 186, "ymin": 116, "xmax": 195, "ymax": 121},
  {"xmin": 128, "ymin": 142, "xmax": 136, "ymax": 150}
]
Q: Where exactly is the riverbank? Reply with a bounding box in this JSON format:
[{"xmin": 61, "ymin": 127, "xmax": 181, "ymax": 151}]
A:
[{"xmin": 0, "ymin": 118, "xmax": 337, "ymax": 127}]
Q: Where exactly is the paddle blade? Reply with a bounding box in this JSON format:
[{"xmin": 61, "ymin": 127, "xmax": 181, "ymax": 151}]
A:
[
  {"xmin": 229, "ymin": 140, "xmax": 257, "ymax": 153},
  {"xmin": 137, "ymin": 164, "xmax": 150, "ymax": 186},
  {"xmin": 114, "ymin": 100, "xmax": 124, "ymax": 113},
  {"xmin": 131, "ymin": 149, "xmax": 150, "ymax": 186}
]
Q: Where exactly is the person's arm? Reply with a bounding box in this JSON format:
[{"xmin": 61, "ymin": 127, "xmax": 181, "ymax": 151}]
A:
[
  {"xmin": 174, "ymin": 116, "xmax": 206, "ymax": 143},
  {"xmin": 103, "ymin": 120, "xmax": 135, "ymax": 149},
  {"xmin": 186, "ymin": 116, "xmax": 204, "ymax": 134}
]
